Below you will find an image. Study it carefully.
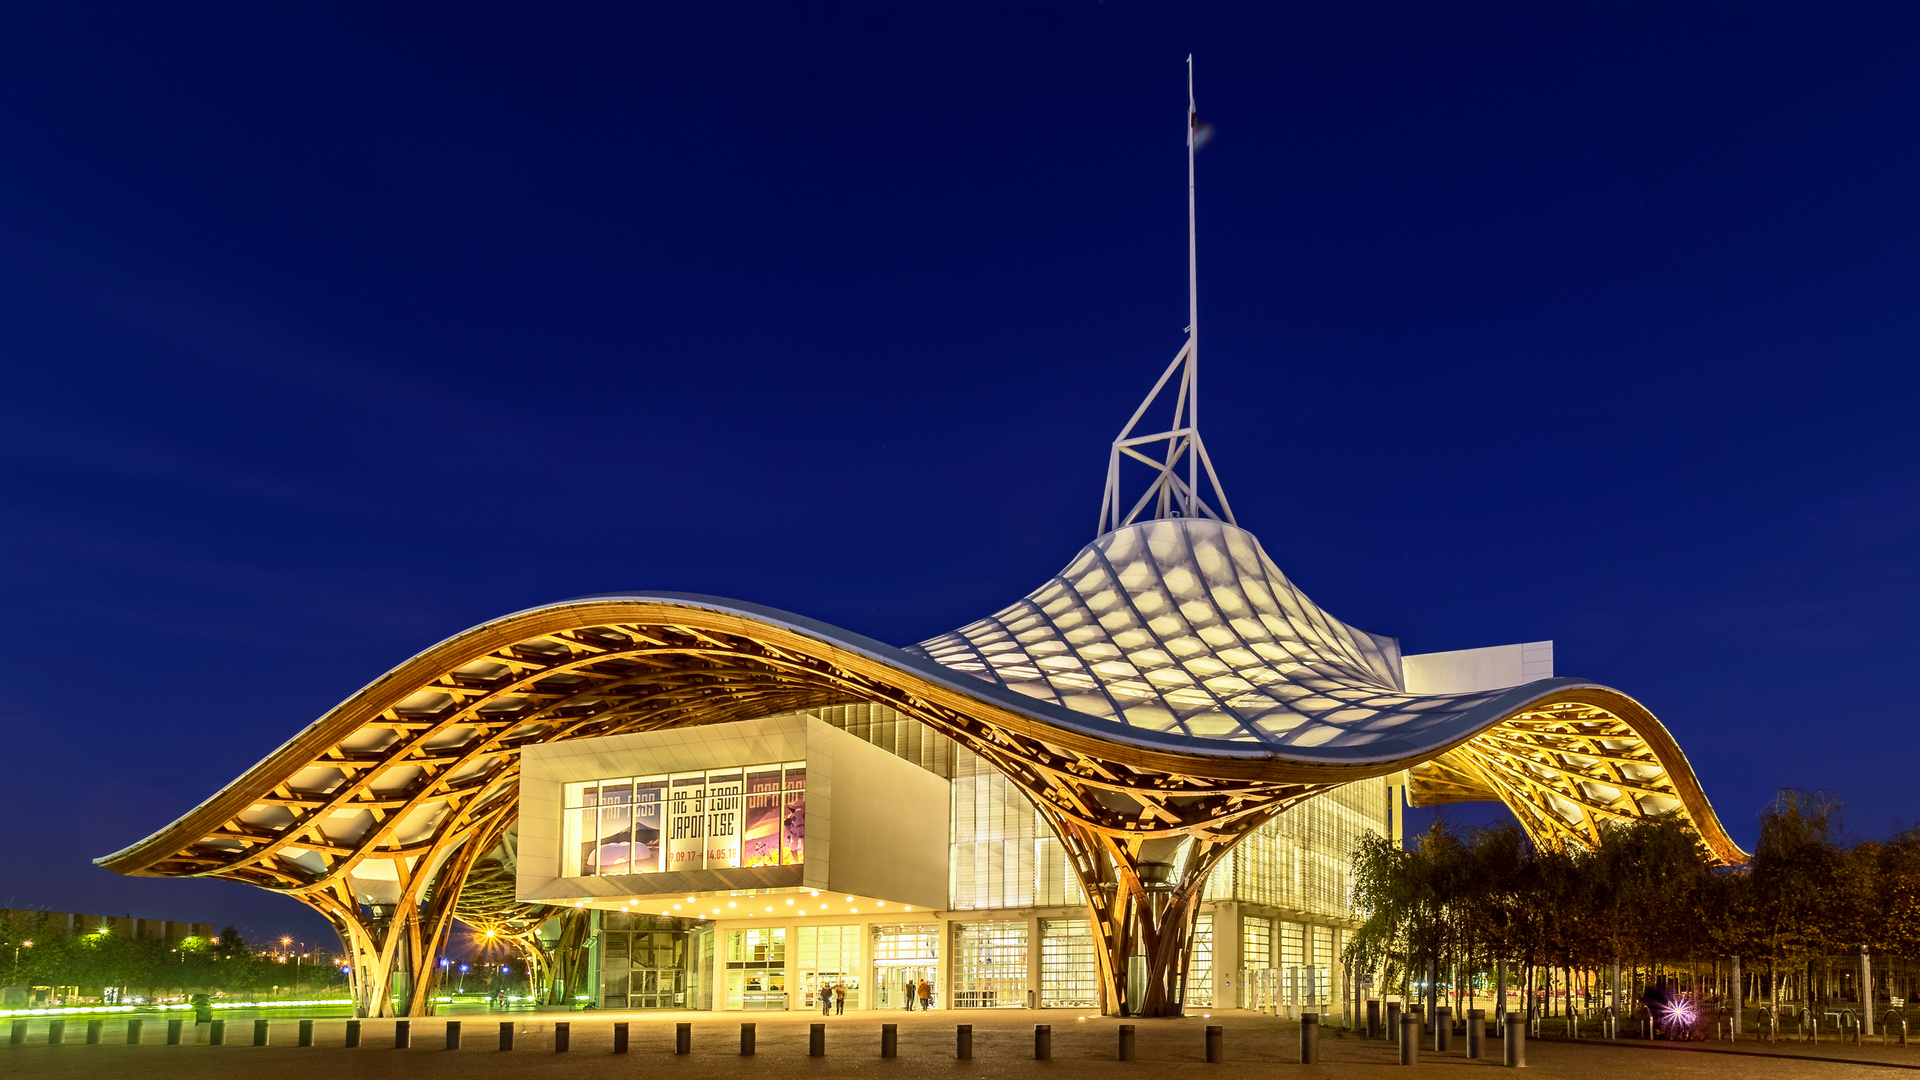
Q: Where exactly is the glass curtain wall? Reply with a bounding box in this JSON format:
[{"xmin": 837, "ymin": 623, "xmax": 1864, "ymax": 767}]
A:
[
  {"xmin": 1279, "ymin": 921, "xmax": 1305, "ymax": 1008},
  {"xmin": 950, "ymin": 750, "xmax": 1085, "ymax": 910},
  {"xmin": 798, "ymin": 925, "xmax": 862, "ymax": 1012},
  {"xmin": 725, "ymin": 928, "xmax": 788, "ymax": 1010},
  {"xmin": 1204, "ymin": 780, "xmax": 1387, "ymax": 920},
  {"xmin": 1241, "ymin": 915, "xmax": 1273, "ymax": 1010},
  {"xmin": 600, "ymin": 915, "xmax": 689, "ymax": 1010},
  {"xmin": 1186, "ymin": 914, "xmax": 1214, "ymax": 1007},
  {"xmin": 563, "ymin": 764, "xmax": 805, "ymax": 878},
  {"xmin": 872, "ymin": 924, "xmax": 939, "ymax": 1010},
  {"xmin": 1039, "ymin": 918, "xmax": 1097, "ymax": 1008},
  {"xmin": 951, "ymin": 921, "xmax": 1028, "ymax": 1008}
]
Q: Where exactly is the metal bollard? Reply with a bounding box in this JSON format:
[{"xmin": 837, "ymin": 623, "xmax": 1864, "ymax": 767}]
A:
[
  {"xmin": 10, "ymin": 1019, "xmax": 26, "ymax": 1045},
  {"xmin": 395, "ymin": 1019, "xmax": 410, "ymax": 1049},
  {"xmin": 1387, "ymin": 1002, "xmax": 1402, "ymax": 1044},
  {"xmin": 1204, "ymin": 1024, "xmax": 1222, "ymax": 1063},
  {"xmin": 1504, "ymin": 1013, "xmax": 1526, "ymax": 1068},
  {"xmin": 445, "ymin": 1020, "xmax": 460, "ymax": 1051},
  {"xmin": 167, "ymin": 1019, "xmax": 183, "ymax": 1045},
  {"xmin": 676, "ymin": 1022, "xmax": 692, "ymax": 1054},
  {"xmin": 1435, "ymin": 1007, "xmax": 1452, "ymax": 1052},
  {"xmin": 1367, "ymin": 999, "xmax": 1381, "ymax": 1039},
  {"xmin": 254, "ymin": 1018, "xmax": 269, "ymax": 1046},
  {"xmin": 809, "ymin": 1023, "xmax": 824, "ymax": 1057},
  {"xmin": 1119, "ymin": 1023, "xmax": 1136, "ymax": 1061},
  {"xmin": 614, "ymin": 1022, "xmax": 629, "ymax": 1054},
  {"xmin": 299, "ymin": 1019, "xmax": 314, "ymax": 1047},
  {"xmin": 1400, "ymin": 1014, "xmax": 1419, "ymax": 1065},
  {"xmin": 556, "ymin": 1022, "xmax": 571, "ymax": 1053},
  {"xmin": 1301, "ymin": 1013, "xmax": 1319, "ymax": 1064},
  {"xmin": 345, "ymin": 1019, "xmax": 360, "ymax": 1048},
  {"xmin": 956, "ymin": 1024, "xmax": 972, "ymax": 1060},
  {"xmin": 498, "ymin": 1021, "xmax": 514, "ymax": 1051},
  {"xmin": 882, "ymin": 1023, "xmax": 898, "ymax": 1058},
  {"xmin": 86, "ymin": 1019, "xmax": 102, "ymax": 1044},
  {"xmin": 127, "ymin": 1018, "xmax": 144, "ymax": 1045},
  {"xmin": 47, "ymin": 1019, "xmax": 65, "ymax": 1045},
  {"xmin": 210, "ymin": 1019, "xmax": 227, "ymax": 1046},
  {"xmin": 1467, "ymin": 1009, "xmax": 1485, "ymax": 1058},
  {"xmin": 1036, "ymin": 1024, "xmax": 1053, "ymax": 1061}
]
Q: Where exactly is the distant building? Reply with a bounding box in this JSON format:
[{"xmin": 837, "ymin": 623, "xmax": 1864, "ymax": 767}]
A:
[{"xmin": 0, "ymin": 908, "xmax": 213, "ymax": 945}]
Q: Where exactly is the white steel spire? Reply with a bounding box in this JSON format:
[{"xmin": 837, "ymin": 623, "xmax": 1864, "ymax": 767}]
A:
[{"xmin": 1097, "ymin": 55, "xmax": 1235, "ymax": 537}]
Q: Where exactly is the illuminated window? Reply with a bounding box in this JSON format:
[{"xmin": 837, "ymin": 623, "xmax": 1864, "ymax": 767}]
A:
[{"xmin": 564, "ymin": 762, "xmax": 803, "ymax": 877}]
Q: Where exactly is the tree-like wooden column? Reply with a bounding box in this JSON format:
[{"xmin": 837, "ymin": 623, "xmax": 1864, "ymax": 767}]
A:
[
  {"xmin": 302, "ymin": 805, "xmax": 516, "ymax": 1017},
  {"xmin": 1036, "ymin": 803, "xmax": 1300, "ymax": 1017}
]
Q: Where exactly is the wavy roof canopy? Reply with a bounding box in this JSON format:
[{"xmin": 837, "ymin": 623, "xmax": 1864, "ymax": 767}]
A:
[{"xmin": 98, "ymin": 515, "xmax": 1741, "ymax": 896}]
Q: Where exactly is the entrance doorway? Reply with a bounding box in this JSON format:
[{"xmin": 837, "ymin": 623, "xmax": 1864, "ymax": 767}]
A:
[
  {"xmin": 877, "ymin": 964, "xmax": 936, "ymax": 1010},
  {"xmin": 600, "ymin": 917, "xmax": 690, "ymax": 1010}
]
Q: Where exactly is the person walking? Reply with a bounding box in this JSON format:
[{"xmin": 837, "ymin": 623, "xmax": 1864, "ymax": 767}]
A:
[
  {"xmin": 834, "ymin": 983, "xmax": 846, "ymax": 1015},
  {"xmin": 919, "ymin": 978, "xmax": 933, "ymax": 1011},
  {"xmin": 821, "ymin": 983, "xmax": 834, "ymax": 1016},
  {"xmin": 903, "ymin": 977, "xmax": 915, "ymax": 1011}
]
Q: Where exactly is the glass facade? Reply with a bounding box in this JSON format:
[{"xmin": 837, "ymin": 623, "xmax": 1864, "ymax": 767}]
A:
[
  {"xmin": 949, "ymin": 750, "xmax": 1085, "ymax": 910},
  {"xmin": 1038, "ymin": 918, "xmax": 1097, "ymax": 1008},
  {"xmin": 563, "ymin": 763, "xmax": 804, "ymax": 877},
  {"xmin": 797, "ymin": 924, "xmax": 861, "ymax": 1011},
  {"xmin": 725, "ymin": 927, "xmax": 787, "ymax": 1010},
  {"xmin": 1205, "ymin": 780, "xmax": 1386, "ymax": 916},
  {"xmin": 566, "ymin": 710, "xmax": 1393, "ymax": 1014},
  {"xmin": 872, "ymin": 923, "xmax": 939, "ymax": 1010},
  {"xmin": 1186, "ymin": 913, "xmax": 1214, "ymax": 1007},
  {"xmin": 951, "ymin": 921, "xmax": 1027, "ymax": 1008}
]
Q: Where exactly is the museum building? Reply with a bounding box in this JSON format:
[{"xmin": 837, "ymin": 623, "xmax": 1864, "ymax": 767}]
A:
[
  {"xmin": 95, "ymin": 81, "xmax": 1742, "ymax": 1017},
  {"xmin": 537, "ymin": 642, "xmax": 1551, "ymax": 1015}
]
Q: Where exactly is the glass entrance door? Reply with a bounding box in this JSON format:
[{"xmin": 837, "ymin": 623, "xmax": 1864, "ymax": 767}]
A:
[
  {"xmin": 725, "ymin": 928, "xmax": 788, "ymax": 1010},
  {"xmin": 600, "ymin": 919, "xmax": 690, "ymax": 1010},
  {"xmin": 876, "ymin": 964, "xmax": 936, "ymax": 1010}
]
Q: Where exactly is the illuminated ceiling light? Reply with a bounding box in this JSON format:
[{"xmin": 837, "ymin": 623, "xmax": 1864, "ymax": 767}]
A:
[
  {"xmin": 810, "ymin": 891, "xmax": 819, "ymax": 897},
  {"xmin": 904, "ymin": 906, "xmax": 912, "ymax": 912},
  {"xmin": 843, "ymin": 896, "xmax": 853, "ymax": 902},
  {"xmin": 876, "ymin": 901, "xmax": 885, "ymax": 907},
  {"xmin": 727, "ymin": 901, "xmax": 736, "ymax": 908},
  {"xmin": 765, "ymin": 906, "xmax": 772, "ymax": 912},
  {"xmin": 672, "ymin": 904, "xmax": 682, "ymax": 910},
  {"xmin": 818, "ymin": 903, "xmax": 826, "ymax": 909},
  {"xmin": 785, "ymin": 899, "xmax": 794, "ymax": 906},
  {"xmin": 711, "ymin": 908, "xmax": 720, "ymax": 914},
  {"xmin": 685, "ymin": 897, "xmax": 696, "ymax": 903},
  {"xmin": 850, "ymin": 908, "xmax": 859, "ymax": 913}
]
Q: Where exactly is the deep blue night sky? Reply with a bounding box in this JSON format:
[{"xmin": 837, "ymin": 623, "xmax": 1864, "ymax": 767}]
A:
[{"xmin": 4, "ymin": 3, "xmax": 1918, "ymax": 943}]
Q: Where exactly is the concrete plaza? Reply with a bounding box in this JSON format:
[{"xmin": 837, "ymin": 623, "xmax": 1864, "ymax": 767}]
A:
[{"xmin": 6, "ymin": 1010, "xmax": 1920, "ymax": 1080}]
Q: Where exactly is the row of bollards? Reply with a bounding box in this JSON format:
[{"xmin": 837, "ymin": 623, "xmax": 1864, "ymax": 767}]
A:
[
  {"xmin": 9, "ymin": 1016, "xmax": 1239, "ymax": 1060},
  {"xmin": 1364, "ymin": 1001, "xmax": 1527, "ymax": 1068}
]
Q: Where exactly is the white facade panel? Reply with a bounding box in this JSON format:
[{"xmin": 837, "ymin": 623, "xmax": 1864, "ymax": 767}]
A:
[
  {"xmin": 1401, "ymin": 640, "xmax": 1554, "ymax": 694},
  {"xmin": 517, "ymin": 714, "xmax": 949, "ymax": 908}
]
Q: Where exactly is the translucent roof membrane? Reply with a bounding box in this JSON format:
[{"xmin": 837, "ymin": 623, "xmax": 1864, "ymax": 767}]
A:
[{"xmin": 910, "ymin": 518, "xmax": 1511, "ymax": 748}]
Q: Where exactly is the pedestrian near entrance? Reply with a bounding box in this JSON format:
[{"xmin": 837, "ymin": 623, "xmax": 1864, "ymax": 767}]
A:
[
  {"xmin": 834, "ymin": 984, "xmax": 846, "ymax": 1015},
  {"xmin": 904, "ymin": 979, "xmax": 915, "ymax": 1011},
  {"xmin": 822, "ymin": 985, "xmax": 834, "ymax": 1016},
  {"xmin": 919, "ymin": 979, "xmax": 933, "ymax": 1011}
]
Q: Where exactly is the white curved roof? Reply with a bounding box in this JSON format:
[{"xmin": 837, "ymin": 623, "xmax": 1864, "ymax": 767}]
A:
[{"xmin": 912, "ymin": 518, "xmax": 1518, "ymax": 750}]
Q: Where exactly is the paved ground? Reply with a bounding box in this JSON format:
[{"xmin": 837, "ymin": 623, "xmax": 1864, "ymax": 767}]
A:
[{"xmin": 6, "ymin": 1010, "xmax": 1920, "ymax": 1080}]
